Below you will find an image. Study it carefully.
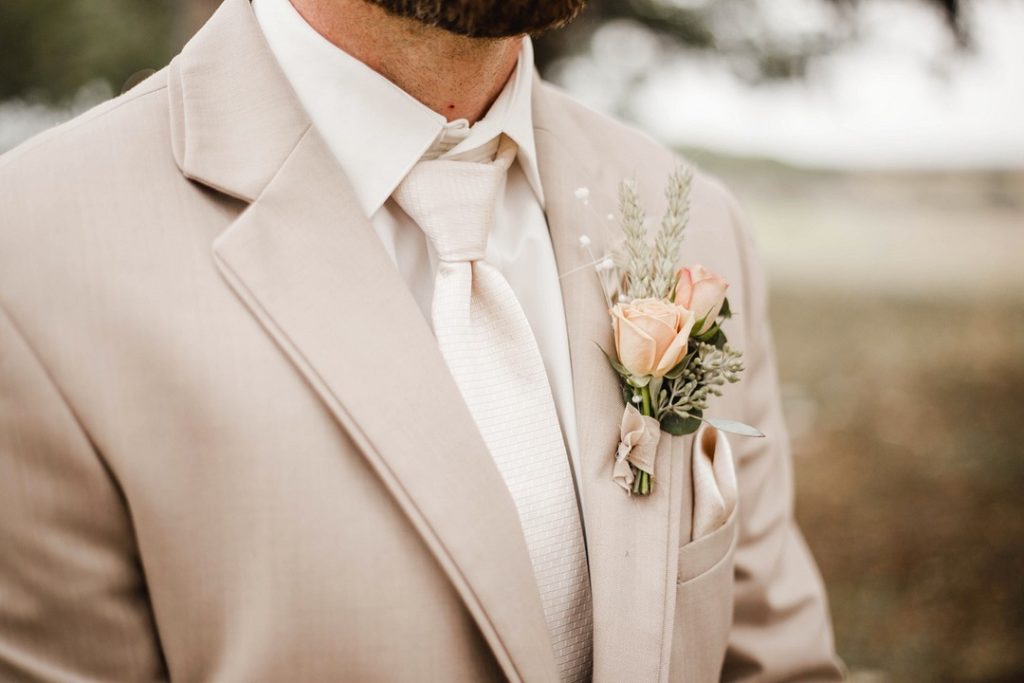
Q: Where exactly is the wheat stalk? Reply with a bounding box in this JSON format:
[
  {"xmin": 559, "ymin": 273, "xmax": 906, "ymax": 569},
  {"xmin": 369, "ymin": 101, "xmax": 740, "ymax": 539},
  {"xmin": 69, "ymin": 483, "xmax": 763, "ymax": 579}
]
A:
[
  {"xmin": 651, "ymin": 165, "xmax": 694, "ymax": 299},
  {"xmin": 618, "ymin": 177, "xmax": 652, "ymax": 299}
]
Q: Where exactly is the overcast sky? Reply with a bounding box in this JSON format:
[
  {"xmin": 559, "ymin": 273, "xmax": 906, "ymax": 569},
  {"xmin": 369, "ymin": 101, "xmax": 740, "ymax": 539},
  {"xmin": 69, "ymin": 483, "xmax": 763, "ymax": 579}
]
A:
[
  {"xmin": 555, "ymin": 0, "xmax": 1024, "ymax": 170},
  {"xmin": 2, "ymin": 0, "xmax": 1021, "ymax": 169}
]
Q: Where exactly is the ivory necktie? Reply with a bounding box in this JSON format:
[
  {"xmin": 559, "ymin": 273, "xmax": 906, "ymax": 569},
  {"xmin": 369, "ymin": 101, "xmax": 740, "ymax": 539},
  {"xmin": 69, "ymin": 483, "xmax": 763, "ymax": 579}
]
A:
[{"xmin": 393, "ymin": 136, "xmax": 593, "ymax": 681}]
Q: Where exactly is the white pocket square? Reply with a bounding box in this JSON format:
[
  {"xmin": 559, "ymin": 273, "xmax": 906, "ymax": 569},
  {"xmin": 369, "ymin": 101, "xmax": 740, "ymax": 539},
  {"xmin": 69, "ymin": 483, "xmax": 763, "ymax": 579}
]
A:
[{"xmin": 691, "ymin": 423, "xmax": 738, "ymax": 541}]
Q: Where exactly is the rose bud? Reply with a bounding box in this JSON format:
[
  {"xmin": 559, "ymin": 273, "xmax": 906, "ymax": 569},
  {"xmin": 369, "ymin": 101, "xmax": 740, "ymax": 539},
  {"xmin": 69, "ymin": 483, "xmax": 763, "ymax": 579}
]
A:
[
  {"xmin": 674, "ymin": 264, "xmax": 728, "ymax": 335},
  {"xmin": 611, "ymin": 298, "xmax": 696, "ymax": 378}
]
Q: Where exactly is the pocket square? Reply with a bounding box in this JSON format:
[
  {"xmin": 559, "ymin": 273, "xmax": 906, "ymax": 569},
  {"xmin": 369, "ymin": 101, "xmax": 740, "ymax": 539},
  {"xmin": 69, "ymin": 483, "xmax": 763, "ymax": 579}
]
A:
[{"xmin": 691, "ymin": 424, "xmax": 738, "ymax": 541}]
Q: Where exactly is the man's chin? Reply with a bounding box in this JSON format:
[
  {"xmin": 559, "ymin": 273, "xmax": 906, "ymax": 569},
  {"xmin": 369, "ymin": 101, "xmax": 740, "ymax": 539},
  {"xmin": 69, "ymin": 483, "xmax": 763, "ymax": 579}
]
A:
[{"xmin": 365, "ymin": 0, "xmax": 588, "ymax": 38}]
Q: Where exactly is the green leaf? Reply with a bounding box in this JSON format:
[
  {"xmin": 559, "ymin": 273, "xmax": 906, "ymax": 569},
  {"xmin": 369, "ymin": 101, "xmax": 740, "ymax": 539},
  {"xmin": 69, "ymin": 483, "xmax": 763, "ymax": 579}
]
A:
[
  {"xmin": 704, "ymin": 417, "xmax": 765, "ymax": 438},
  {"xmin": 694, "ymin": 322, "xmax": 720, "ymax": 343},
  {"xmin": 621, "ymin": 382, "xmax": 636, "ymax": 407},
  {"xmin": 720, "ymin": 297, "xmax": 732, "ymax": 319},
  {"xmin": 595, "ymin": 342, "xmax": 630, "ymax": 378},
  {"xmin": 648, "ymin": 376, "xmax": 664, "ymax": 411},
  {"xmin": 664, "ymin": 350, "xmax": 695, "ymax": 380},
  {"xmin": 695, "ymin": 324, "xmax": 728, "ymax": 349},
  {"xmin": 660, "ymin": 410, "xmax": 702, "ymax": 436}
]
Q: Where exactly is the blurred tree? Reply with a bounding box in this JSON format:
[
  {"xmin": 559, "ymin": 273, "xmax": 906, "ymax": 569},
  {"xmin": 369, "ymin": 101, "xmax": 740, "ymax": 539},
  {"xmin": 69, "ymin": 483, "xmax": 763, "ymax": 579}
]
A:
[
  {"xmin": 534, "ymin": 0, "xmax": 970, "ymax": 81},
  {"xmin": 0, "ymin": 0, "xmax": 969, "ymax": 104},
  {"xmin": 177, "ymin": 0, "xmax": 223, "ymax": 46},
  {"xmin": 0, "ymin": 0, "xmax": 179, "ymax": 103}
]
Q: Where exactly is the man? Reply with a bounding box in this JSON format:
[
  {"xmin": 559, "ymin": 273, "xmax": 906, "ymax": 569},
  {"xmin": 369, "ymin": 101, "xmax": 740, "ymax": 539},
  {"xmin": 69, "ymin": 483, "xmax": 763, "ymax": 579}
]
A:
[{"xmin": 0, "ymin": 0, "xmax": 844, "ymax": 680}]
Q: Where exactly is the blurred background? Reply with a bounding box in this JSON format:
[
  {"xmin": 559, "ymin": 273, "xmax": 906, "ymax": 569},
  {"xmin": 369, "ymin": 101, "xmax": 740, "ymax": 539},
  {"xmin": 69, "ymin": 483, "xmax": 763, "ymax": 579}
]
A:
[{"xmin": 1, "ymin": 0, "xmax": 1021, "ymax": 680}]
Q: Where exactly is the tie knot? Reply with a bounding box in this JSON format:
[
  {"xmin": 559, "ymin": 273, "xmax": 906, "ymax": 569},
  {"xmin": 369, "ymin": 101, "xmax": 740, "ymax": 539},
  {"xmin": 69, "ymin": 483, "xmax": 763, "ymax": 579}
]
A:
[{"xmin": 394, "ymin": 137, "xmax": 516, "ymax": 263}]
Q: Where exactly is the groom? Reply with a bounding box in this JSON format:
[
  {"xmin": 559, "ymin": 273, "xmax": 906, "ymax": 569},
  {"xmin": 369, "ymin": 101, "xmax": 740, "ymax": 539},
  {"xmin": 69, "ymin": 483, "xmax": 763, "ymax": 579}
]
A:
[{"xmin": 0, "ymin": 0, "xmax": 843, "ymax": 680}]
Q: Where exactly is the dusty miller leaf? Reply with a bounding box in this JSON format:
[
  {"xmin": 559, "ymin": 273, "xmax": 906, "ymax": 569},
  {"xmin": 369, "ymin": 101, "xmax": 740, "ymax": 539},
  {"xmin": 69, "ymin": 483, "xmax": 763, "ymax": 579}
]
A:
[{"xmin": 704, "ymin": 417, "xmax": 765, "ymax": 438}]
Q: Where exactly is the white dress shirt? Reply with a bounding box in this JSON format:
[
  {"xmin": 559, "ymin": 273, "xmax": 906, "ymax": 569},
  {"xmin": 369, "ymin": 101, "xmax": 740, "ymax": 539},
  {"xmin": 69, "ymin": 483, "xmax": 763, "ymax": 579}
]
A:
[{"xmin": 252, "ymin": 0, "xmax": 582, "ymax": 483}]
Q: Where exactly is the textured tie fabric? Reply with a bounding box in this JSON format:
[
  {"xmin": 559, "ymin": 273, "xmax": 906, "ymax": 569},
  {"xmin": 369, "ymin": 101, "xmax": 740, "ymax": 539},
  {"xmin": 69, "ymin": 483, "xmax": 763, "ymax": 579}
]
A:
[{"xmin": 393, "ymin": 136, "xmax": 593, "ymax": 682}]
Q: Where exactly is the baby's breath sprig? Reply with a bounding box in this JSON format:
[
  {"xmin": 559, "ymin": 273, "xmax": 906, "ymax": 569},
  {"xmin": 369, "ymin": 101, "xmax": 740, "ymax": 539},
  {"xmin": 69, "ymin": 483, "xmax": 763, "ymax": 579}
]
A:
[{"xmin": 567, "ymin": 186, "xmax": 622, "ymax": 308}]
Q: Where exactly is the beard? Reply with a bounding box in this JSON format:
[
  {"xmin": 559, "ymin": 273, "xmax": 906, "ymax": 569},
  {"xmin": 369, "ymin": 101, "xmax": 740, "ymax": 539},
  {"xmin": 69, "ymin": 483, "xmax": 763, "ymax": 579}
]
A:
[{"xmin": 365, "ymin": 0, "xmax": 588, "ymax": 38}]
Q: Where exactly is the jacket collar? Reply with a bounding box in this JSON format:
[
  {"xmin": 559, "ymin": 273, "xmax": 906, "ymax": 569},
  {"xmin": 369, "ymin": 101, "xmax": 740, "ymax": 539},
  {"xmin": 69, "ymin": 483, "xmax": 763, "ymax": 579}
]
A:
[
  {"xmin": 172, "ymin": 0, "xmax": 544, "ymax": 211},
  {"xmin": 169, "ymin": 1, "xmax": 686, "ymax": 680},
  {"xmin": 170, "ymin": 2, "xmax": 559, "ymax": 681}
]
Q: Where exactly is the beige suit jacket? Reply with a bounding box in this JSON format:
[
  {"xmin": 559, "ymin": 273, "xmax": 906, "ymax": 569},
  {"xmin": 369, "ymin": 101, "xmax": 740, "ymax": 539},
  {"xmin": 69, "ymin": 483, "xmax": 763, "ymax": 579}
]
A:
[{"xmin": 0, "ymin": 1, "xmax": 844, "ymax": 680}]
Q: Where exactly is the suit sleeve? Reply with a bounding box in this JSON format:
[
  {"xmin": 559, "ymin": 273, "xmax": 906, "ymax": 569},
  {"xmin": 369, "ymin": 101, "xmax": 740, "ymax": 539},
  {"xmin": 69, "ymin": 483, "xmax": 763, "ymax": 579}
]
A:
[
  {"xmin": 720, "ymin": 197, "xmax": 847, "ymax": 681},
  {"xmin": 0, "ymin": 304, "xmax": 166, "ymax": 681}
]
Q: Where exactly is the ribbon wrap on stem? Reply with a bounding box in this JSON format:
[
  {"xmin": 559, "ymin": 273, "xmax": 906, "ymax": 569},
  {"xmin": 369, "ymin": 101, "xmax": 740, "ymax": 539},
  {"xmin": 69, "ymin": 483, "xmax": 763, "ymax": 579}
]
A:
[{"xmin": 612, "ymin": 404, "xmax": 662, "ymax": 493}]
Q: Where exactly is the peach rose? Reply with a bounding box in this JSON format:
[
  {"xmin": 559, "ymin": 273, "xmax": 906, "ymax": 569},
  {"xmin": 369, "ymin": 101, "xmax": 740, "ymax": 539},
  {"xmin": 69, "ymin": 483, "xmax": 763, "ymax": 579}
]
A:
[
  {"xmin": 611, "ymin": 298, "xmax": 696, "ymax": 378},
  {"xmin": 674, "ymin": 264, "xmax": 728, "ymax": 335}
]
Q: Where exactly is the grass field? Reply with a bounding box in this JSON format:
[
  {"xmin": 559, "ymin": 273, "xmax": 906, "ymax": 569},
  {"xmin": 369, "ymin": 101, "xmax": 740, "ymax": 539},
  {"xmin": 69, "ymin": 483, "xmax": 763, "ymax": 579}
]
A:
[
  {"xmin": 774, "ymin": 291, "xmax": 1024, "ymax": 682},
  {"xmin": 703, "ymin": 155, "xmax": 1024, "ymax": 682}
]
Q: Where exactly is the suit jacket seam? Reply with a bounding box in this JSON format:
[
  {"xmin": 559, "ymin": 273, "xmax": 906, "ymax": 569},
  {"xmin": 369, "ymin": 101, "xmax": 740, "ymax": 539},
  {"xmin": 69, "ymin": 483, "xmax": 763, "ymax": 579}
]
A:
[
  {"xmin": 0, "ymin": 85, "xmax": 168, "ymax": 172},
  {"xmin": 0, "ymin": 300, "xmax": 107, "ymax": 475}
]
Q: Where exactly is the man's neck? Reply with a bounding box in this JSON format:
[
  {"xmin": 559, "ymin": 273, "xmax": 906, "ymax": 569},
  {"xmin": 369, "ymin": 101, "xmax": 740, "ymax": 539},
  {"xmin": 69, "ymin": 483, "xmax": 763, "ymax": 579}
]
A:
[{"xmin": 290, "ymin": 0, "xmax": 522, "ymax": 124}]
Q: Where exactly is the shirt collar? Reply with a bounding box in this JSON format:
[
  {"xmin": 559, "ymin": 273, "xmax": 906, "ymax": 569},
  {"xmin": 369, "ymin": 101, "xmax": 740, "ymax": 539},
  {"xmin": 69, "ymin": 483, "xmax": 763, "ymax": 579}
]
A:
[{"xmin": 252, "ymin": 0, "xmax": 544, "ymax": 217}]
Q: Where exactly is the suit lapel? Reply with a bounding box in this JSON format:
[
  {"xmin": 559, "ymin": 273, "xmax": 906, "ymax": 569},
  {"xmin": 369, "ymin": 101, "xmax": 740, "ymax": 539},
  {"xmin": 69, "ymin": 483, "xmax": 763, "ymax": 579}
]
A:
[
  {"xmin": 534, "ymin": 83, "xmax": 688, "ymax": 683},
  {"xmin": 169, "ymin": 2, "xmax": 557, "ymax": 681}
]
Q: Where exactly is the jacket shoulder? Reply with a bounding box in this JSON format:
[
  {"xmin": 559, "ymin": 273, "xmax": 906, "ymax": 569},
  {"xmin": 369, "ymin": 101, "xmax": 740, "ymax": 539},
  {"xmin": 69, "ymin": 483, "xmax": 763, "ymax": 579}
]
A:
[
  {"xmin": 0, "ymin": 69, "xmax": 171, "ymax": 187},
  {"xmin": 0, "ymin": 68, "xmax": 196, "ymax": 303},
  {"xmin": 535, "ymin": 79, "xmax": 742, "ymax": 230},
  {"xmin": 536, "ymin": 80, "xmax": 669, "ymax": 165}
]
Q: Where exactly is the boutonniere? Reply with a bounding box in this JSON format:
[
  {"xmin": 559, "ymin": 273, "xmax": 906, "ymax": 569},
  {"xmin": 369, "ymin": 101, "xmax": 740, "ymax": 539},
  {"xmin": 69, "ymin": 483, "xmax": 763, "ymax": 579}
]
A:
[{"xmin": 575, "ymin": 168, "xmax": 763, "ymax": 497}]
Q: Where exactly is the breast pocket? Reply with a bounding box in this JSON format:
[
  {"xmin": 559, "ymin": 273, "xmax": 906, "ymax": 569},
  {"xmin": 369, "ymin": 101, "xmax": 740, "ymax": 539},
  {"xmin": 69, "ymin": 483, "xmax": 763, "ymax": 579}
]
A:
[{"xmin": 669, "ymin": 506, "xmax": 738, "ymax": 681}]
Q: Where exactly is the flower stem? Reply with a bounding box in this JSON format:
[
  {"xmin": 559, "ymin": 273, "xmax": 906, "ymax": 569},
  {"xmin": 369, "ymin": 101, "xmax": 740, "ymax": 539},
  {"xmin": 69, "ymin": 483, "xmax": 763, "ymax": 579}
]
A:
[
  {"xmin": 630, "ymin": 384, "xmax": 656, "ymax": 496},
  {"xmin": 632, "ymin": 470, "xmax": 651, "ymax": 496}
]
